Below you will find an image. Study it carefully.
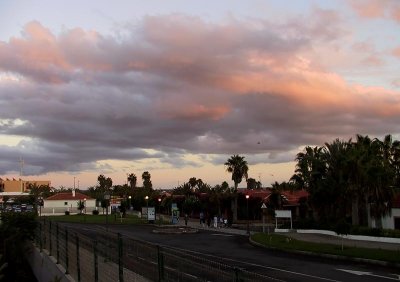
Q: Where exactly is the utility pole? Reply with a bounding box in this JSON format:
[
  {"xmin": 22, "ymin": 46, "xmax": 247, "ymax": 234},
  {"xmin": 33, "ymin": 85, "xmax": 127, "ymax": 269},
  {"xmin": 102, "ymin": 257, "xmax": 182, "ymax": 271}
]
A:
[{"xmin": 19, "ymin": 157, "xmax": 24, "ymax": 192}]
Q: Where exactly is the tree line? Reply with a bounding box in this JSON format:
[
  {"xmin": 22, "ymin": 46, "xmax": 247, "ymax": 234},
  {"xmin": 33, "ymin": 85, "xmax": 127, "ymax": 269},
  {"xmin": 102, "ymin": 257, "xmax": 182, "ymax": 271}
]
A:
[
  {"xmin": 21, "ymin": 134, "xmax": 400, "ymax": 229},
  {"xmin": 290, "ymin": 134, "xmax": 399, "ymax": 227}
]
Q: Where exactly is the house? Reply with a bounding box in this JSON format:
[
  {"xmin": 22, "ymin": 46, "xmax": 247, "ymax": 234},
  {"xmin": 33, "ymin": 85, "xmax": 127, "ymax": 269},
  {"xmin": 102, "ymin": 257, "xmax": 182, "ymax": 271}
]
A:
[
  {"xmin": 43, "ymin": 190, "xmax": 96, "ymax": 214},
  {"xmin": 239, "ymin": 188, "xmax": 309, "ymax": 220},
  {"xmin": 369, "ymin": 193, "xmax": 400, "ymax": 230}
]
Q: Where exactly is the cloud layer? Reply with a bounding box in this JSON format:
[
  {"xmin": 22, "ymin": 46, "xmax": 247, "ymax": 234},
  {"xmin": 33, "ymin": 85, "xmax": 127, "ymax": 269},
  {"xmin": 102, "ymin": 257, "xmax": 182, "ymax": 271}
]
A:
[{"xmin": 1, "ymin": 12, "xmax": 400, "ymax": 178}]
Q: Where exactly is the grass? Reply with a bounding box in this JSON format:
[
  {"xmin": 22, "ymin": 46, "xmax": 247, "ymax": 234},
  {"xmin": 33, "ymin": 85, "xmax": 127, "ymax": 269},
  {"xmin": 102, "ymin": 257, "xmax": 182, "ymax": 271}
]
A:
[
  {"xmin": 251, "ymin": 233, "xmax": 400, "ymax": 264},
  {"xmin": 42, "ymin": 213, "xmax": 154, "ymax": 225}
]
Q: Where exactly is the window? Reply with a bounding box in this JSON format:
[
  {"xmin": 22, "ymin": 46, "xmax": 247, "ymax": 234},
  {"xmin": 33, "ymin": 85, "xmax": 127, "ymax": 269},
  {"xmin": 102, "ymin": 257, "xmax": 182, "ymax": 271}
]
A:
[
  {"xmin": 64, "ymin": 202, "xmax": 68, "ymax": 206},
  {"xmin": 394, "ymin": 217, "xmax": 400, "ymax": 230}
]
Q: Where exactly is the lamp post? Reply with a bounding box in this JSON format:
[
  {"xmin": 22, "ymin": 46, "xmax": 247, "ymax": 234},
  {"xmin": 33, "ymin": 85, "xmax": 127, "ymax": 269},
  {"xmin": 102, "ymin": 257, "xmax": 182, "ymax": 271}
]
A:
[
  {"xmin": 128, "ymin": 195, "xmax": 132, "ymax": 211},
  {"xmin": 145, "ymin": 196, "xmax": 149, "ymax": 220},
  {"xmin": 84, "ymin": 198, "xmax": 87, "ymax": 222},
  {"xmin": 158, "ymin": 197, "xmax": 161, "ymax": 224},
  {"xmin": 104, "ymin": 191, "xmax": 110, "ymax": 231},
  {"xmin": 246, "ymin": 195, "xmax": 250, "ymax": 235}
]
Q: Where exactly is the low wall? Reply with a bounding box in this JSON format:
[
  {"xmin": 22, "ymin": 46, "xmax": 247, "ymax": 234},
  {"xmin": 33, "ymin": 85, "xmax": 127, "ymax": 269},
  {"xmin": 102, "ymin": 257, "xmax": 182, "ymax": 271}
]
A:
[
  {"xmin": 26, "ymin": 244, "xmax": 73, "ymax": 282},
  {"xmin": 275, "ymin": 228, "xmax": 400, "ymax": 244}
]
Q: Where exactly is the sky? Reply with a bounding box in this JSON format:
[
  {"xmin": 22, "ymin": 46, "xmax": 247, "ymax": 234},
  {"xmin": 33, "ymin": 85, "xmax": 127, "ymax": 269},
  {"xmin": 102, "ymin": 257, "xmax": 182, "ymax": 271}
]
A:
[{"xmin": 0, "ymin": 0, "xmax": 400, "ymax": 190}]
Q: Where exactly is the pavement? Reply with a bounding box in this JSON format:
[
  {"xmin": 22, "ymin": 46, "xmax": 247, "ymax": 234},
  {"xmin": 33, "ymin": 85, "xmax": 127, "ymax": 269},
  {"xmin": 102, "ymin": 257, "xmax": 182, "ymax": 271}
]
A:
[{"xmin": 174, "ymin": 217, "xmax": 400, "ymax": 251}]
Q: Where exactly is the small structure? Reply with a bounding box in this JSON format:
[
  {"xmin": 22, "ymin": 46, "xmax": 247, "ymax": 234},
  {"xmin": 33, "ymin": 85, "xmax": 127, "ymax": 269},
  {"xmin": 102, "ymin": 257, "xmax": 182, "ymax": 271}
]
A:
[
  {"xmin": 368, "ymin": 193, "xmax": 400, "ymax": 230},
  {"xmin": 43, "ymin": 190, "xmax": 96, "ymax": 215}
]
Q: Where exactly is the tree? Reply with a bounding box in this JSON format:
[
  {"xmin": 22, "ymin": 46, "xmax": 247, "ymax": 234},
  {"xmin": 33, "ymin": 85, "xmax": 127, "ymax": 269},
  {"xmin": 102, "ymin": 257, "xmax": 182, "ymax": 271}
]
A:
[
  {"xmin": 142, "ymin": 171, "xmax": 153, "ymax": 189},
  {"xmin": 97, "ymin": 175, "xmax": 112, "ymax": 192},
  {"xmin": 77, "ymin": 200, "xmax": 85, "ymax": 214},
  {"xmin": 247, "ymin": 178, "xmax": 257, "ymax": 190},
  {"xmin": 127, "ymin": 173, "xmax": 137, "ymax": 189},
  {"xmin": 225, "ymin": 155, "xmax": 249, "ymax": 222}
]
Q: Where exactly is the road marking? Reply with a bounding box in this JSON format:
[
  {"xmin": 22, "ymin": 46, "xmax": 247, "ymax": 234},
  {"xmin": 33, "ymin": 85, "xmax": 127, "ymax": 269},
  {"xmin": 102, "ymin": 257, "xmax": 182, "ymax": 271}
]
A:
[
  {"xmin": 210, "ymin": 233, "xmax": 234, "ymax": 237},
  {"xmin": 337, "ymin": 269, "xmax": 399, "ymax": 281},
  {"xmin": 164, "ymin": 245, "xmax": 341, "ymax": 281}
]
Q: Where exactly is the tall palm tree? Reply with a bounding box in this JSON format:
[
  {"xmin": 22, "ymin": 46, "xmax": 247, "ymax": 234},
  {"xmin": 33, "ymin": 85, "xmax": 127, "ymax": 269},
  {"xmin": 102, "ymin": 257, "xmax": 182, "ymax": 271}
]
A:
[
  {"xmin": 323, "ymin": 138, "xmax": 352, "ymax": 220},
  {"xmin": 225, "ymin": 155, "xmax": 249, "ymax": 222},
  {"xmin": 127, "ymin": 173, "xmax": 137, "ymax": 189},
  {"xmin": 142, "ymin": 171, "xmax": 153, "ymax": 189}
]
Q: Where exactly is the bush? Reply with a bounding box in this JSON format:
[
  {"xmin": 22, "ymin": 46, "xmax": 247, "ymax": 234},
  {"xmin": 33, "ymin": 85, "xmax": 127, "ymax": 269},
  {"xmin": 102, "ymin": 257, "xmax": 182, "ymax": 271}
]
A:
[
  {"xmin": 334, "ymin": 219, "xmax": 351, "ymax": 236},
  {"xmin": 64, "ymin": 211, "xmax": 70, "ymax": 215},
  {"xmin": 92, "ymin": 210, "xmax": 99, "ymax": 215}
]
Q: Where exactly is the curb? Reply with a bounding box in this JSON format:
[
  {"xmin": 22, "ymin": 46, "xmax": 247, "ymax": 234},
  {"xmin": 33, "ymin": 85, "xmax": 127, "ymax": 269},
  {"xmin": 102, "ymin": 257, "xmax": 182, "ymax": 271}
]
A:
[{"xmin": 248, "ymin": 236, "xmax": 400, "ymax": 269}]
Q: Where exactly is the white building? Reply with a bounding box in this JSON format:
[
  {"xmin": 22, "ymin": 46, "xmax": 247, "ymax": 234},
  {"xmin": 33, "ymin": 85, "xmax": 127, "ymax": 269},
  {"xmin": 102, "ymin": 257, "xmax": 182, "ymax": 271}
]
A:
[
  {"xmin": 369, "ymin": 194, "xmax": 400, "ymax": 230},
  {"xmin": 43, "ymin": 190, "xmax": 96, "ymax": 214}
]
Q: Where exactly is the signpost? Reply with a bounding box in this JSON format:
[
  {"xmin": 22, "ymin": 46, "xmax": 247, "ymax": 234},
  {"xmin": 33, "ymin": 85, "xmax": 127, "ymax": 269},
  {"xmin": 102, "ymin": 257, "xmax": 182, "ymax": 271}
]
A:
[{"xmin": 261, "ymin": 203, "xmax": 268, "ymax": 234}]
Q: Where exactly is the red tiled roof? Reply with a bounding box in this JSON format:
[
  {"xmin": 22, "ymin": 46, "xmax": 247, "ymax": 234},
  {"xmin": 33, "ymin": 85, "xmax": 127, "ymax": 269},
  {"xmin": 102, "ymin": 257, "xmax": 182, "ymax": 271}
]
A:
[
  {"xmin": 45, "ymin": 192, "xmax": 93, "ymax": 201},
  {"xmin": 238, "ymin": 188, "xmax": 308, "ymax": 206},
  {"xmin": 281, "ymin": 190, "xmax": 308, "ymax": 206}
]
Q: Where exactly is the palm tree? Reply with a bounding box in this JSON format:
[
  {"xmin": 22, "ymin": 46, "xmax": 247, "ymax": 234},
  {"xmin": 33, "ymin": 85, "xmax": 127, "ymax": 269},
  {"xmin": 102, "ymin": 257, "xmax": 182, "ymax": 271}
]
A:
[
  {"xmin": 127, "ymin": 173, "xmax": 137, "ymax": 189},
  {"xmin": 225, "ymin": 155, "xmax": 249, "ymax": 222},
  {"xmin": 142, "ymin": 171, "xmax": 153, "ymax": 189}
]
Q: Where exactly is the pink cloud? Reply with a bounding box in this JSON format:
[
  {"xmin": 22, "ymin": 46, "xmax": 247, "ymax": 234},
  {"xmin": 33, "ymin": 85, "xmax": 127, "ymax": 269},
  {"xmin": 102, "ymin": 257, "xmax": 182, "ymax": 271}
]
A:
[
  {"xmin": 166, "ymin": 105, "xmax": 230, "ymax": 121},
  {"xmin": 393, "ymin": 47, "xmax": 400, "ymax": 58},
  {"xmin": 0, "ymin": 21, "xmax": 71, "ymax": 83},
  {"xmin": 350, "ymin": 0, "xmax": 400, "ymax": 22}
]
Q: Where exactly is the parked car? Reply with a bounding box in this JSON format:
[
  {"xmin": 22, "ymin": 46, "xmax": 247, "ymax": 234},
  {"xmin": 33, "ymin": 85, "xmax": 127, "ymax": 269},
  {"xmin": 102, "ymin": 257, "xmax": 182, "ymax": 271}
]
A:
[{"xmin": 12, "ymin": 205, "xmax": 22, "ymax": 212}]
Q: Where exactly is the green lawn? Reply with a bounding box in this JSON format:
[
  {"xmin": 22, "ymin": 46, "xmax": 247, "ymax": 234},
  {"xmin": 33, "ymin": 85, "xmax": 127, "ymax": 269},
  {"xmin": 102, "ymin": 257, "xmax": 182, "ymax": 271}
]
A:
[
  {"xmin": 42, "ymin": 213, "xmax": 152, "ymax": 225},
  {"xmin": 251, "ymin": 233, "xmax": 400, "ymax": 264}
]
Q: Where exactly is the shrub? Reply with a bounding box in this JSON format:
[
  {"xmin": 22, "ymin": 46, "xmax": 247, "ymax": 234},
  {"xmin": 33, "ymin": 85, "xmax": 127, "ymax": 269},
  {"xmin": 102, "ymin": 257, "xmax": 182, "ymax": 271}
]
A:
[
  {"xmin": 64, "ymin": 211, "xmax": 70, "ymax": 215},
  {"xmin": 92, "ymin": 210, "xmax": 99, "ymax": 215}
]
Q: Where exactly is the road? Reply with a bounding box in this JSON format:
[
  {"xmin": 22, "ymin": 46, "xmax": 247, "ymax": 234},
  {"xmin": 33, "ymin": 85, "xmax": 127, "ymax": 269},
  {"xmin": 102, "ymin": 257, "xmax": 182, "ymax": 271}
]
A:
[{"xmin": 61, "ymin": 223, "xmax": 400, "ymax": 282}]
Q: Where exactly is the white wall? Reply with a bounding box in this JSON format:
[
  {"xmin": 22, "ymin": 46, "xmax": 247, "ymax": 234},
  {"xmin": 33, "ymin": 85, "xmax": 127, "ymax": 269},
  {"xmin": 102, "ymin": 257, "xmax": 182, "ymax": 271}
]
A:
[
  {"xmin": 370, "ymin": 208, "xmax": 400, "ymax": 230},
  {"xmin": 43, "ymin": 199, "xmax": 97, "ymax": 214}
]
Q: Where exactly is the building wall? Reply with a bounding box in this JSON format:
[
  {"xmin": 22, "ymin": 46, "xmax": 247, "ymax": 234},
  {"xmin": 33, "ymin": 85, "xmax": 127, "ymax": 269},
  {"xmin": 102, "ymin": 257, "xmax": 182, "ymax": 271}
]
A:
[
  {"xmin": 370, "ymin": 208, "xmax": 400, "ymax": 230},
  {"xmin": 43, "ymin": 199, "xmax": 96, "ymax": 214},
  {"xmin": 0, "ymin": 178, "xmax": 51, "ymax": 192}
]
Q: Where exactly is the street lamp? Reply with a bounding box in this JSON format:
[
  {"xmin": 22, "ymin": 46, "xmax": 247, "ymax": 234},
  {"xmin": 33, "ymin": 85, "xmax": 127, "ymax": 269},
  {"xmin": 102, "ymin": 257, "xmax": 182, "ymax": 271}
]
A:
[
  {"xmin": 145, "ymin": 196, "xmax": 149, "ymax": 221},
  {"xmin": 104, "ymin": 191, "xmax": 111, "ymax": 231},
  {"xmin": 246, "ymin": 195, "xmax": 250, "ymax": 235},
  {"xmin": 158, "ymin": 198, "xmax": 161, "ymax": 224},
  {"xmin": 128, "ymin": 195, "xmax": 132, "ymax": 211},
  {"xmin": 84, "ymin": 198, "xmax": 87, "ymax": 222}
]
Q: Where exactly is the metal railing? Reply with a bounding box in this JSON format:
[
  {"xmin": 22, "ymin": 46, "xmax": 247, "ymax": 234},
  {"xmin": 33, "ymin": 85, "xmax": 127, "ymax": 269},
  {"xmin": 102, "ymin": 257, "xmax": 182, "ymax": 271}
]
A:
[{"xmin": 35, "ymin": 219, "xmax": 276, "ymax": 282}]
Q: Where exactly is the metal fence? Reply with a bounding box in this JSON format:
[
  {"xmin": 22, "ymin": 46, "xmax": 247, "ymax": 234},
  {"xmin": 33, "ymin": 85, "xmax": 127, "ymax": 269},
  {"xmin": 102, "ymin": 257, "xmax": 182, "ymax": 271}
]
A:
[{"xmin": 35, "ymin": 219, "xmax": 276, "ymax": 282}]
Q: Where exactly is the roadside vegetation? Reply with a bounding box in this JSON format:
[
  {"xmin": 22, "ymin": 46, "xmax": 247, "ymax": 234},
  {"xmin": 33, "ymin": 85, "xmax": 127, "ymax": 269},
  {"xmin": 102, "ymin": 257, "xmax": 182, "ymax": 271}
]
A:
[
  {"xmin": 251, "ymin": 233, "xmax": 400, "ymax": 264},
  {"xmin": 0, "ymin": 212, "xmax": 38, "ymax": 281}
]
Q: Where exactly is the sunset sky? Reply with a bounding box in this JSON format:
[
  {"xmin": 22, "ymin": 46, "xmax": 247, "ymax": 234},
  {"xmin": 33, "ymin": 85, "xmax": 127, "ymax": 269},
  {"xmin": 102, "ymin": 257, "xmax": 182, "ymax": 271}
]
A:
[{"xmin": 1, "ymin": 0, "xmax": 400, "ymax": 189}]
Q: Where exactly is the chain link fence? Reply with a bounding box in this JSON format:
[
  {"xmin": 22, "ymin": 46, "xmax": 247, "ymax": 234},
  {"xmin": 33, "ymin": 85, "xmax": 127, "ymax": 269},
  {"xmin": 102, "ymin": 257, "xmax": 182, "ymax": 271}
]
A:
[{"xmin": 35, "ymin": 219, "xmax": 276, "ymax": 281}]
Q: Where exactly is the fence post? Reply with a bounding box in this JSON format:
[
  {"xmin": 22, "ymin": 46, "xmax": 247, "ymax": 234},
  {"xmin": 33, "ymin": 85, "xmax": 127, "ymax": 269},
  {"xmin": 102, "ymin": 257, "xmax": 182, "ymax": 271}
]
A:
[
  {"xmin": 49, "ymin": 221, "xmax": 52, "ymax": 256},
  {"xmin": 157, "ymin": 245, "xmax": 164, "ymax": 282},
  {"xmin": 94, "ymin": 240, "xmax": 98, "ymax": 282},
  {"xmin": 234, "ymin": 267, "xmax": 240, "ymax": 282},
  {"xmin": 56, "ymin": 223, "xmax": 60, "ymax": 263},
  {"xmin": 118, "ymin": 233, "xmax": 124, "ymax": 282},
  {"xmin": 39, "ymin": 221, "xmax": 42, "ymax": 253},
  {"xmin": 76, "ymin": 233, "xmax": 81, "ymax": 282},
  {"xmin": 65, "ymin": 229, "xmax": 69, "ymax": 274}
]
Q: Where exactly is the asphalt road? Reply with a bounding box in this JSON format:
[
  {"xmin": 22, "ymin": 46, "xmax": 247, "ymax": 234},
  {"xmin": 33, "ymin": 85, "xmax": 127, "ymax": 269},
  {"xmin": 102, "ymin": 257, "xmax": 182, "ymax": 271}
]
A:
[{"xmin": 61, "ymin": 223, "xmax": 400, "ymax": 282}]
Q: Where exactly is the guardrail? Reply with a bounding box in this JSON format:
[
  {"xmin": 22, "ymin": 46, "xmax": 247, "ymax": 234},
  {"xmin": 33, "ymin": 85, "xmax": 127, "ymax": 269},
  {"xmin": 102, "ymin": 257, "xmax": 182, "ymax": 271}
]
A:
[{"xmin": 35, "ymin": 219, "xmax": 275, "ymax": 282}]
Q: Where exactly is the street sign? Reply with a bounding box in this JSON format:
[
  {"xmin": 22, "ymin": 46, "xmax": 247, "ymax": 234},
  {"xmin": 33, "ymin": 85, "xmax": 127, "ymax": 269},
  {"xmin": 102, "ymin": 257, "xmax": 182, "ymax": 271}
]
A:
[{"xmin": 261, "ymin": 203, "xmax": 267, "ymax": 209}]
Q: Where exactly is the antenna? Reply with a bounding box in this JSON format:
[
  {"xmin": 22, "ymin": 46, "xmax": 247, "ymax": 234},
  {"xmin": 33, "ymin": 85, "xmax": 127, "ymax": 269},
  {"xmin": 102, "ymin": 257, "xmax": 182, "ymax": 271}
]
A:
[
  {"xmin": 19, "ymin": 157, "xmax": 24, "ymax": 192},
  {"xmin": 19, "ymin": 157, "xmax": 24, "ymax": 177}
]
